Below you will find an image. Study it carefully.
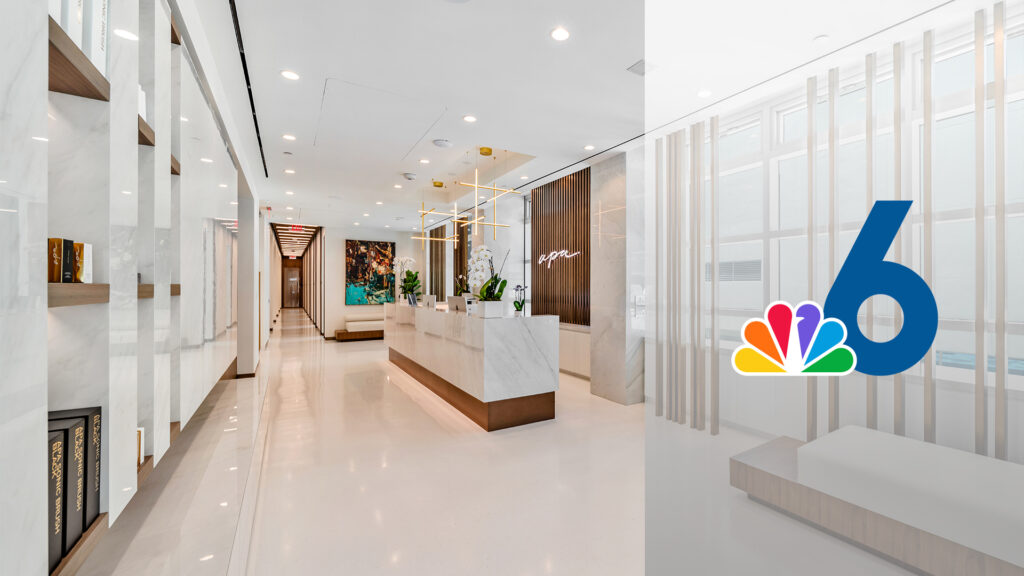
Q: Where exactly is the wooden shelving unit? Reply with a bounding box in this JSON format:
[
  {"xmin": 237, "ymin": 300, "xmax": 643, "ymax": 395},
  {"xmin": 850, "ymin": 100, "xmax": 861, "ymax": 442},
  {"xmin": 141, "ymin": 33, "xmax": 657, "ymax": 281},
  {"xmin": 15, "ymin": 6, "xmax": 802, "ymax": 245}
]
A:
[
  {"xmin": 48, "ymin": 17, "xmax": 109, "ymax": 102},
  {"xmin": 50, "ymin": 513, "xmax": 109, "ymax": 576},
  {"xmin": 170, "ymin": 283, "xmax": 181, "ymax": 296},
  {"xmin": 170, "ymin": 154, "xmax": 181, "ymax": 175},
  {"xmin": 138, "ymin": 284, "xmax": 155, "ymax": 299},
  {"xmin": 138, "ymin": 116, "xmax": 155, "ymax": 147},
  {"xmin": 48, "ymin": 284, "xmax": 110, "ymax": 308},
  {"xmin": 170, "ymin": 18, "xmax": 182, "ymax": 46}
]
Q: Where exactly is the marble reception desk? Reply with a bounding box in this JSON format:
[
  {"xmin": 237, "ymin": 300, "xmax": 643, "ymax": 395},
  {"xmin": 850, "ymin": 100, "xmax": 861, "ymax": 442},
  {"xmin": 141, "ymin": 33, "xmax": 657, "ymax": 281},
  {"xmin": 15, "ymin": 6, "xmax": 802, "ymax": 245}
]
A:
[{"xmin": 384, "ymin": 303, "xmax": 559, "ymax": 430}]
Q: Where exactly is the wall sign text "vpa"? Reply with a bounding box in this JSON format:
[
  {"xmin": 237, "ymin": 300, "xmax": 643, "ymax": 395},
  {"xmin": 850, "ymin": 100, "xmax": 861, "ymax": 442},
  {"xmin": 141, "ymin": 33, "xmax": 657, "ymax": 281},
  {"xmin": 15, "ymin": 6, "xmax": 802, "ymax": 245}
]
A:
[{"xmin": 537, "ymin": 249, "xmax": 582, "ymax": 269}]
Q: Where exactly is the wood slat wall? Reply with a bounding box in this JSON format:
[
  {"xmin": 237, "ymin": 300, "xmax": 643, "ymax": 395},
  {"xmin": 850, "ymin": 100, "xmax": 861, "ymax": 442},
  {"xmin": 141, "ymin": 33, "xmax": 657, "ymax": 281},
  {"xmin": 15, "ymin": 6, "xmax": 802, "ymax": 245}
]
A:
[
  {"xmin": 454, "ymin": 225, "xmax": 468, "ymax": 294},
  {"xmin": 530, "ymin": 168, "xmax": 590, "ymax": 325},
  {"xmin": 429, "ymin": 226, "xmax": 446, "ymax": 301}
]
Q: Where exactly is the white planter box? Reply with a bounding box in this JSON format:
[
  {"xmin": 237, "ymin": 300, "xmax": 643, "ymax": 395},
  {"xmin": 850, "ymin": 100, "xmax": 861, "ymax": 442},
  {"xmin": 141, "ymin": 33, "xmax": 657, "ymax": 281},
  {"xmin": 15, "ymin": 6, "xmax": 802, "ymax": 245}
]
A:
[{"xmin": 477, "ymin": 301, "xmax": 504, "ymax": 319}]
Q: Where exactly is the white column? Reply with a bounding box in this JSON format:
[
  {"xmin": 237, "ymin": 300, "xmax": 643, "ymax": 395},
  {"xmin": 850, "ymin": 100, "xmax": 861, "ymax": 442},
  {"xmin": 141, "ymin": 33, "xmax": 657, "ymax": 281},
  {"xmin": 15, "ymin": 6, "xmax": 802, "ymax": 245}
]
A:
[
  {"xmin": 237, "ymin": 173, "xmax": 259, "ymax": 375},
  {"xmin": 0, "ymin": 2, "xmax": 48, "ymax": 573}
]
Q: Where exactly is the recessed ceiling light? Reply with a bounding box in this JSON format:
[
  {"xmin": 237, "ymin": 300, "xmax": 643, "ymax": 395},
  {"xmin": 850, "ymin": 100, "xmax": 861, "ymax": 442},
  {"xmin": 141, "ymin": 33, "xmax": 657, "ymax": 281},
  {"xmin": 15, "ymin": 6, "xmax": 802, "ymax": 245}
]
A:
[
  {"xmin": 385, "ymin": 225, "xmax": 391, "ymax": 228},
  {"xmin": 462, "ymin": 115, "xmax": 477, "ymax": 123},
  {"xmin": 419, "ymin": 159, "xmax": 430, "ymax": 164},
  {"xmin": 219, "ymin": 502, "xmax": 228, "ymax": 507},
  {"xmin": 285, "ymin": 190, "xmax": 294, "ymax": 195},
  {"xmin": 121, "ymin": 190, "xmax": 132, "ymax": 195},
  {"xmin": 199, "ymin": 555, "xmax": 214, "ymax": 562},
  {"xmin": 280, "ymin": 70, "xmax": 300, "ymax": 80},
  {"xmin": 283, "ymin": 134, "xmax": 296, "ymax": 141},
  {"xmin": 393, "ymin": 184, "xmax": 402, "ymax": 189},
  {"xmin": 200, "ymin": 157, "xmax": 213, "ymax": 163},
  {"xmin": 583, "ymin": 145, "xmax": 594, "ymax": 151},
  {"xmin": 219, "ymin": 184, "xmax": 228, "ymax": 188},
  {"xmin": 286, "ymin": 206, "xmax": 293, "ymax": 210},
  {"xmin": 286, "ymin": 217, "xmax": 293, "ymax": 221},
  {"xmin": 32, "ymin": 136, "xmax": 48, "ymax": 142},
  {"xmin": 376, "ymin": 201, "xmax": 383, "ymax": 205},
  {"xmin": 113, "ymin": 29, "xmax": 139, "ymax": 41},
  {"xmin": 697, "ymin": 89, "xmax": 712, "ymax": 99},
  {"xmin": 551, "ymin": 26, "xmax": 570, "ymax": 42},
  {"xmin": 354, "ymin": 222, "xmax": 360, "ymax": 226},
  {"xmin": 520, "ymin": 175, "xmax": 529, "ymax": 180},
  {"xmin": 284, "ymin": 169, "xmax": 295, "ymax": 174},
  {"xmin": 230, "ymin": 201, "xmax": 238, "ymax": 205},
  {"xmin": 181, "ymin": 116, "xmax": 189, "ymax": 122}
]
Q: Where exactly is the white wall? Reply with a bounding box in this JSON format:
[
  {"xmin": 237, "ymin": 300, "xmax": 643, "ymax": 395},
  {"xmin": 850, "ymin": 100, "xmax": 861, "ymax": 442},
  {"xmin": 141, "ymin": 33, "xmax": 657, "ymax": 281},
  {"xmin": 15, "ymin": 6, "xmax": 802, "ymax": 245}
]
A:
[{"xmin": 324, "ymin": 227, "xmax": 422, "ymax": 336}]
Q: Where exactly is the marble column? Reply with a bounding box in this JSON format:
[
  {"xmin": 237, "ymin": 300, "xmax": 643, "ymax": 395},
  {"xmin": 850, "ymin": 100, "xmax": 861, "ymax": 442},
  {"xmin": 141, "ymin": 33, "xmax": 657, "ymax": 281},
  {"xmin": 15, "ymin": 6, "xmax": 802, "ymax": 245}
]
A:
[
  {"xmin": 590, "ymin": 148, "xmax": 645, "ymax": 405},
  {"xmin": 237, "ymin": 173, "xmax": 259, "ymax": 375},
  {"xmin": 0, "ymin": 2, "xmax": 49, "ymax": 573}
]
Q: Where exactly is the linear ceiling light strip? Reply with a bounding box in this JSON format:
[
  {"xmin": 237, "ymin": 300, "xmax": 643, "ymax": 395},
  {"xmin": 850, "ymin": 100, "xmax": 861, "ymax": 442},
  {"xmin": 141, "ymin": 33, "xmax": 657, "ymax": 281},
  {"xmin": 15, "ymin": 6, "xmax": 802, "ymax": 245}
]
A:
[{"xmin": 227, "ymin": 0, "xmax": 269, "ymax": 178}]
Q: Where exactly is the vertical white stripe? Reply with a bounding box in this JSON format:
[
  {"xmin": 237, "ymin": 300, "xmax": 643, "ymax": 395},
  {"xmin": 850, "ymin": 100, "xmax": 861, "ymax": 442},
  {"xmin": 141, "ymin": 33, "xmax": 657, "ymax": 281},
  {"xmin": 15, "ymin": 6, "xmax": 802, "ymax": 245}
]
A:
[
  {"xmin": 692, "ymin": 122, "xmax": 705, "ymax": 429},
  {"xmin": 923, "ymin": 30, "xmax": 936, "ymax": 444},
  {"xmin": 807, "ymin": 76, "xmax": 818, "ymax": 442},
  {"xmin": 866, "ymin": 53, "xmax": 878, "ymax": 430},
  {"xmin": 710, "ymin": 116, "xmax": 720, "ymax": 435},
  {"xmin": 655, "ymin": 137, "xmax": 665, "ymax": 418},
  {"xmin": 995, "ymin": 2, "xmax": 1008, "ymax": 460},
  {"xmin": 828, "ymin": 68, "xmax": 840, "ymax": 433},
  {"xmin": 893, "ymin": 41, "xmax": 906, "ymax": 437},
  {"xmin": 974, "ymin": 9, "xmax": 987, "ymax": 455}
]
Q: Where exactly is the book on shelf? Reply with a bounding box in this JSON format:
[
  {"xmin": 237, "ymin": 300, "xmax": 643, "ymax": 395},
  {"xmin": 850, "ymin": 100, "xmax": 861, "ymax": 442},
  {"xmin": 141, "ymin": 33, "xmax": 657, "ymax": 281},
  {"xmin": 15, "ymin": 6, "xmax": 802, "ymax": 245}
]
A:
[
  {"xmin": 60, "ymin": 0, "xmax": 85, "ymax": 50},
  {"xmin": 48, "ymin": 239, "xmax": 63, "ymax": 283},
  {"xmin": 84, "ymin": 0, "xmax": 108, "ymax": 76},
  {"xmin": 48, "ymin": 418, "xmax": 86, "ymax": 555},
  {"xmin": 73, "ymin": 242, "xmax": 93, "ymax": 283},
  {"xmin": 61, "ymin": 239, "xmax": 75, "ymax": 283},
  {"xmin": 47, "ymin": 431, "xmax": 64, "ymax": 573},
  {"xmin": 49, "ymin": 408, "xmax": 101, "ymax": 529}
]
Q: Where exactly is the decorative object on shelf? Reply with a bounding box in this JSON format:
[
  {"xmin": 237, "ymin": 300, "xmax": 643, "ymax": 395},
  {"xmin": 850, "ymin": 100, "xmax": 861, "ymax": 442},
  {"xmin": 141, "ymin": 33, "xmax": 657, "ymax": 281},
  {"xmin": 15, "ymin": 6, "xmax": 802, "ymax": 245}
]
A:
[
  {"xmin": 454, "ymin": 274, "xmax": 468, "ymax": 296},
  {"xmin": 60, "ymin": 0, "xmax": 85, "ymax": 50},
  {"xmin": 73, "ymin": 242, "xmax": 92, "ymax": 283},
  {"xmin": 84, "ymin": 0, "xmax": 108, "ymax": 76},
  {"xmin": 513, "ymin": 285, "xmax": 527, "ymax": 316},
  {"xmin": 400, "ymin": 270, "xmax": 422, "ymax": 307},
  {"xmin": 49, "ymin": 238, "xmax": 76, "ymax": 283},
  {"xmin": 47, "ymin": 431, "xmax": 64, "ymax": 572},
  {"xmin": 49, "ymin": 418, "xmax": 86, "ymax": 555},
  {"xmin": 345, "ymin": 240, "xmax": 396, "ymax": 305},
  {"xmin": 49, "ymin": 407, "xmax": 101, "ymax": 530}
]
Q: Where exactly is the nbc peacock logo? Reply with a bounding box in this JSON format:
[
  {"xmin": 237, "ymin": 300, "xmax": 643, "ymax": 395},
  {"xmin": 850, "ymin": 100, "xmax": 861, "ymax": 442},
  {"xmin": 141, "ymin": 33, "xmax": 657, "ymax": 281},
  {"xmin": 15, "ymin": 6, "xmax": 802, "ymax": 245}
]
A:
[
  {"xmin": 733, "ymin": 200, "xmax": 939, "ymax": 378},
  {"xmin": 732, "ymin": 301, "xmax": 856, "ymax": 376}
]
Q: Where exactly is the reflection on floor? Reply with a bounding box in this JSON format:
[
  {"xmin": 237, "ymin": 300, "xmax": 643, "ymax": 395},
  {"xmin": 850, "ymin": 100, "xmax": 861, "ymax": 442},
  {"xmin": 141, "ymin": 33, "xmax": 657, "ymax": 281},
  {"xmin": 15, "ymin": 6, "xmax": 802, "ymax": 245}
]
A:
[{"xmin": 79, "ymin": 309, "xmax": 644, "ymax": 575}]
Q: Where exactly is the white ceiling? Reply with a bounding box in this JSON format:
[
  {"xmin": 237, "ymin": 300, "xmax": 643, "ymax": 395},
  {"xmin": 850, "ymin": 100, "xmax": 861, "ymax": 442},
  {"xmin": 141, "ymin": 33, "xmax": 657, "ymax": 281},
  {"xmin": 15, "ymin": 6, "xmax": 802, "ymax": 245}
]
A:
[
  {"xmin": 234, "ymin": 0, "xmax": 643, "ymax": 231},
  {"xmin": 178, "ymin": 0, "xmax": 994, "ymax": 234}
]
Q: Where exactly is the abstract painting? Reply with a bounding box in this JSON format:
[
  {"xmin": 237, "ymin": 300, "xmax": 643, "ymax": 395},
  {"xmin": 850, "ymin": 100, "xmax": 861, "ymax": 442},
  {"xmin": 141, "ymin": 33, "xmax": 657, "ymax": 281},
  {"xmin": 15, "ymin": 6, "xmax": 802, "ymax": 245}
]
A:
[{"xmin": 345, "ymin": 240, "xmax": 396, "ymax": 305}]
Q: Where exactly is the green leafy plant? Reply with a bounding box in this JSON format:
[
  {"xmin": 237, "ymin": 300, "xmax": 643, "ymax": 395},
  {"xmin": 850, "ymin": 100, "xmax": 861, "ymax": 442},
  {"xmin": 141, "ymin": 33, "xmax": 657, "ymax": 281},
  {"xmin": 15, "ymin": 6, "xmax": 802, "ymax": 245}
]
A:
[
  {"xmin": 400, "ymin": 270, "xmax": 422, "ymax": 297},
  {"xmin": 475, "ymin": 274, "xmax": 507, "ymax": 302},
  {"xmin": 512, "ymin": 284, "xmax": 527, "ymax": 312},
  {"xmin": 454, "ymin": 274, "xmax": 468, "ymax": 296}
]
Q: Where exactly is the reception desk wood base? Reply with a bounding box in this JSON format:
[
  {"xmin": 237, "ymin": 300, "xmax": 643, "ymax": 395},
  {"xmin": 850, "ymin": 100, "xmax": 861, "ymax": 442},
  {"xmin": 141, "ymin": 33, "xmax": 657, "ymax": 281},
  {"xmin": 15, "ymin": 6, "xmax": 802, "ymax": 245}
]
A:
[{"xmin": 389, "ymin": 347, "xmax": 555, "ymax": 431}]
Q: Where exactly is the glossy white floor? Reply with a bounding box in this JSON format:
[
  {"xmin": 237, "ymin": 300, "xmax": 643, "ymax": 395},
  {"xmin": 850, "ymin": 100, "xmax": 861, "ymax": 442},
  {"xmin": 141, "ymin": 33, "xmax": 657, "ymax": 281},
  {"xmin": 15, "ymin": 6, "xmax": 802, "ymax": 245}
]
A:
[{"xmin": 79, "ymin": 309, "xmax": 644, "ymax": 575}]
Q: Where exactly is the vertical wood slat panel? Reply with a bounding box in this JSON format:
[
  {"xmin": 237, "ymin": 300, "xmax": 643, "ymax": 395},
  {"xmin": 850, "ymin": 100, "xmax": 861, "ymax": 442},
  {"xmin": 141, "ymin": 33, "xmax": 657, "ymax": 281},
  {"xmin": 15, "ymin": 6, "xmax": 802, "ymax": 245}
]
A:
[
  {"xmin": 994, "ymin": 2, "xmax": 1008, "ymax": 460},
  {"xmin": 429, "ymin": 226, "xmax": 446, "ymax": 301},
  {"xmin": 893, "ymin": 41, "xmax": 906, "ymax": 437},
  {"xmin": 866, "ymin": 53, "xmax": 878, "ymax": 430},
  {"xmin": 923, "ymin": 30, "xmax": 936, "ymax": 444},
  {"xmin": 828, "ymin": 67, "xmax": 840, "ymax": 433},
  {"xmin": 530, "ymin": 168, "xmax": 590, "ymax": 326},
  {"xmin": 807, "ymin": 76, "xmax": 818, "ymax": 442},
  {"xmin": 975, "ymin": 9, "xmax": 988, "ymax": 455}
]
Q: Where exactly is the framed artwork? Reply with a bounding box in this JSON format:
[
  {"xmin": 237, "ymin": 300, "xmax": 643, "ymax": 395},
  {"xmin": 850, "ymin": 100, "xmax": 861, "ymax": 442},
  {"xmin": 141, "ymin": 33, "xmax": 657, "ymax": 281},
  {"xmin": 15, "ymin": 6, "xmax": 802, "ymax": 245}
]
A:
[{"xmin": 345, "ymin": 240, "xmax": 396, "ymax": 305}]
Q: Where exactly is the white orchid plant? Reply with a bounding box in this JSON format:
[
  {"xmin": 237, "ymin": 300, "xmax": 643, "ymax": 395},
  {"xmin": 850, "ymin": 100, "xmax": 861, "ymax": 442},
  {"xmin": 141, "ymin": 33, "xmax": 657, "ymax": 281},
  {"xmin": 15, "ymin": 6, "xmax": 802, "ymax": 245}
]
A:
[{"xmin": 467, "ymin": 245, "xmax": 494, "ymax": 293}]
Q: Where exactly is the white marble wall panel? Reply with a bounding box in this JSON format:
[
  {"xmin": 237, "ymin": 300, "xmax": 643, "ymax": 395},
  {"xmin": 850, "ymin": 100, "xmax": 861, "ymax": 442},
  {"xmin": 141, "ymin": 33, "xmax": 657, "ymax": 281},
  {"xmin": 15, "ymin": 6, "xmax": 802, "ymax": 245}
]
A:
[
  {"xmin": 0, "ymin": 3, "xmax": 48, "ymax": 573},
  {"xmin": 107, "ymin": 0, "xmax": 141, "ymax": 521},
  {"xmin": 386, "ymin": 305, "xmax": 558, "ymax": 402},
  {"xmin": 590, "ymin": 150, "xmax": 645, "ymax": 405}
]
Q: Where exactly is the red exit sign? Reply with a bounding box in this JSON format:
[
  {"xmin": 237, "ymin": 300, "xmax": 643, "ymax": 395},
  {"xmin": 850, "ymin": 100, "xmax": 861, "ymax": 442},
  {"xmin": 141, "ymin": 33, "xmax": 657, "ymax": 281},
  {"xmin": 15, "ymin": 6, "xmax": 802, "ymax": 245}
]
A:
[{"xmin": 290, "ymin": 225, "xmax": 302, "ymax": 232}]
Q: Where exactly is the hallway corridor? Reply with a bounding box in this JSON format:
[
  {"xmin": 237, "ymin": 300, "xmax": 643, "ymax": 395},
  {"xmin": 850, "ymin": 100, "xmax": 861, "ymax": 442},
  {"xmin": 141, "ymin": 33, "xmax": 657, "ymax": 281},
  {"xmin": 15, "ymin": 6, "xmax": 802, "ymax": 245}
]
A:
[{"xmin": 80, "ymin": 309, "xmax": 644, "ymax": 575}]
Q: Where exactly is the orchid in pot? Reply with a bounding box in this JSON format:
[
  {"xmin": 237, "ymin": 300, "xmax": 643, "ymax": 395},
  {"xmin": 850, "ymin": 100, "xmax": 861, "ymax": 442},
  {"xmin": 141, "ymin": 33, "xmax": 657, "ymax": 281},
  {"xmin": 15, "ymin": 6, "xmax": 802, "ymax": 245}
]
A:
[
  {"xmin": 512, "ymin": 285, "xmax": 527, "ymax": 316},
  {"xmin": 468, "ymin": 245, "xmax": 509, "ymax": 318}
]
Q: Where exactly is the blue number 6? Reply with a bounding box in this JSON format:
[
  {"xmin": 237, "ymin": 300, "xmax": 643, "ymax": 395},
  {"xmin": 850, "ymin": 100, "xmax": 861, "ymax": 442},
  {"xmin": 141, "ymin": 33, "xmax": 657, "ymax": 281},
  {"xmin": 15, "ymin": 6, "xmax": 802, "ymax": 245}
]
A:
[{"xmin": 824, "ymin": 201, "xmax": 938, "ymax": 376}]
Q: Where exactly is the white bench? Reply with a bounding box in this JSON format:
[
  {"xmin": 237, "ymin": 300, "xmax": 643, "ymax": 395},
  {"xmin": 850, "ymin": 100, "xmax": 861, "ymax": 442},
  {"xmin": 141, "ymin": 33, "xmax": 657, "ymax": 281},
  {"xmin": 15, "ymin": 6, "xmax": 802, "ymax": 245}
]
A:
[
  {"xmin": 344, "ymin": 311, "xmax": 384, "ymax": 332},
  {"xmin": 798, "ymin": 425, "xmax": 1024, "ymax": 568}
]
